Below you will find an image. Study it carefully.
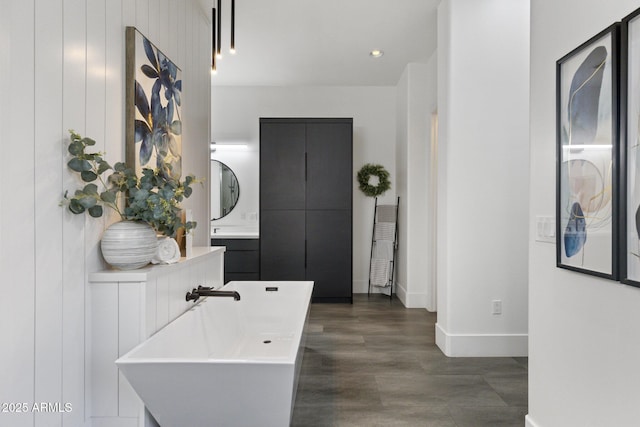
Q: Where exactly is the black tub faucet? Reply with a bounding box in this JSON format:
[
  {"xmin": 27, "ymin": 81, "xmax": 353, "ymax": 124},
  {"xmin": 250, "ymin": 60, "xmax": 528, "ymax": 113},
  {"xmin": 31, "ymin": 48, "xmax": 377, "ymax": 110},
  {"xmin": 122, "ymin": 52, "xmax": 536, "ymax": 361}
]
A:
[{"xmin": 185, "ymin": 285, "xmax": 241, "ymax": 302}]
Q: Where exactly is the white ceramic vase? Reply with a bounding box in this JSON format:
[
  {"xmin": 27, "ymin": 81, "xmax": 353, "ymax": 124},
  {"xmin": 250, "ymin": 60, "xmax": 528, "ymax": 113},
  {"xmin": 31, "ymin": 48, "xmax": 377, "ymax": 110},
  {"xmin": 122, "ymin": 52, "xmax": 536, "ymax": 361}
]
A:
[{"xmin": 101, "ymin": 221, "xmax": 159, "ymax": 270}]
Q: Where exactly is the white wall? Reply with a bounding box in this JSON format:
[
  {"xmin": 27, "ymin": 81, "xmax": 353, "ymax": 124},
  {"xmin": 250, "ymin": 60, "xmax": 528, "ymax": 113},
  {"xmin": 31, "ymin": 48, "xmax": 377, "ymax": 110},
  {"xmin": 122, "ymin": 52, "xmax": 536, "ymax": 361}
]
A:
[
  {"xmin": 211, "ymin": 85, "xmax": 397, "ymax": 293},
  {"xmin": 436, "ymin": 0, "xmax": 530, "ymax": 356},
  {"xmin": 528, "ymin": 1, "xmax": 640, "ymax": 426},
  {"xmin": 0, "ymin": 1, "xmax": 211, "ymax": 426},
  {"xmin": 395, "ymin": 58, "xmax": 438, "ymax": 309}
]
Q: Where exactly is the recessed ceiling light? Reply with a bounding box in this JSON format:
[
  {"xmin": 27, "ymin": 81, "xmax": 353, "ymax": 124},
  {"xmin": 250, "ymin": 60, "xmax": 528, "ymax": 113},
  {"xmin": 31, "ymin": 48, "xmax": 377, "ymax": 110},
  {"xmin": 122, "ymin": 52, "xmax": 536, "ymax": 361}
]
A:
[{"xmin": 370, "ymin": 50, "xmax": 384, "ymax": 58}]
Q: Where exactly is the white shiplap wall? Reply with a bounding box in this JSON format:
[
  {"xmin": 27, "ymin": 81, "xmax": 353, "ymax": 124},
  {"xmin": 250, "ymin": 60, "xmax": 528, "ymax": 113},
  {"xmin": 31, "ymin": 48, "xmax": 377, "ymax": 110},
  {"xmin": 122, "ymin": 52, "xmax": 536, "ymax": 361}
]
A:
[{"xmin": 0, "ymin": 0, "xmax": 211, "ymax": 426}]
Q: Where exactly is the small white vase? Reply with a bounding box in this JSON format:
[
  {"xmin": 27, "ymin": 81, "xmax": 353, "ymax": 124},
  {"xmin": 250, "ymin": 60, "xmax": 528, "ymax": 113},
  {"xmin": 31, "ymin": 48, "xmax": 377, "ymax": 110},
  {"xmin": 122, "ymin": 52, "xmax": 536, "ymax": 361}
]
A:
[{"xmin": 101, "ymin": 221, "xmax": 159, "ymax": 270}]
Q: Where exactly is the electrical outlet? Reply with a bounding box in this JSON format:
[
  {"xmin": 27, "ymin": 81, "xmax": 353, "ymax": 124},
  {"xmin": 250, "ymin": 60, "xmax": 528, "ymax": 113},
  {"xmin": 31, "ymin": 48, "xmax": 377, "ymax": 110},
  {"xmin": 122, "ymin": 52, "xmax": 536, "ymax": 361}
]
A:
[{"xmin": 492, "ymin": 300, "xmax": 502, "ymax": 315}]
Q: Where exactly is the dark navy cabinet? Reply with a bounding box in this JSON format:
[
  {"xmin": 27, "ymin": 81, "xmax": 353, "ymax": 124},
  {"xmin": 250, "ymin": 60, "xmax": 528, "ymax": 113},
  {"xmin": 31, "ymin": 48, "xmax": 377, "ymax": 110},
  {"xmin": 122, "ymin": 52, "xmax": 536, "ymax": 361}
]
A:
[
  {"xmin": 211, "ymin": 238, "xmax": 260, "ymax": 283},
  {"xmin": 260, "ymin": 118, "xmax": 353, "ymax": 303}
]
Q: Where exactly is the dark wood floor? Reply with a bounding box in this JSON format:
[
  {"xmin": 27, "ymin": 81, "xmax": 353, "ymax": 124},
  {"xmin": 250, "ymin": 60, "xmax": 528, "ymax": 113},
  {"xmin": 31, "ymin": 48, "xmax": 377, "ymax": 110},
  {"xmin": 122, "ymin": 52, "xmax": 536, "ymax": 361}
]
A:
[{"xmin": 291, "ymin": 294, "xmax": 528, "ymax": 427}]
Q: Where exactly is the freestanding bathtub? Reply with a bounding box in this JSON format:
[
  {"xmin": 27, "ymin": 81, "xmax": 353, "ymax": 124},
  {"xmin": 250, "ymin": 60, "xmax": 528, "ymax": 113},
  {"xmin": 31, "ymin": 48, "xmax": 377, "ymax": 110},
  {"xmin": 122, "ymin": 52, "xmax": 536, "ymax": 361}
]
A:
[{"xmin": 116, "ymin": 281, "xmax": 314, "ymax": 427}]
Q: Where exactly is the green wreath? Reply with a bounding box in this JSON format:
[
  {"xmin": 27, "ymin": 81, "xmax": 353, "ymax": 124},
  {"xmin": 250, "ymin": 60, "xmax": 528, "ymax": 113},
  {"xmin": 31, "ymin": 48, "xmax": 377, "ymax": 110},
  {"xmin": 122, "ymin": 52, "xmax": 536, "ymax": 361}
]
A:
[{"xmin": 357, "ymin": 164, "xmax": 391, "ymax": 197}]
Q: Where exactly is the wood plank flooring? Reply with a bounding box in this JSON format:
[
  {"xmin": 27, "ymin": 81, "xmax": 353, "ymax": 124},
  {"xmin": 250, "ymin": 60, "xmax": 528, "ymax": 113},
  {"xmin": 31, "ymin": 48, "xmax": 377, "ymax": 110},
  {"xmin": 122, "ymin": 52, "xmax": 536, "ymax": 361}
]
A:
[{"xmin": 291, "ymin": 294, "xmax": 528, "ymax": 427}]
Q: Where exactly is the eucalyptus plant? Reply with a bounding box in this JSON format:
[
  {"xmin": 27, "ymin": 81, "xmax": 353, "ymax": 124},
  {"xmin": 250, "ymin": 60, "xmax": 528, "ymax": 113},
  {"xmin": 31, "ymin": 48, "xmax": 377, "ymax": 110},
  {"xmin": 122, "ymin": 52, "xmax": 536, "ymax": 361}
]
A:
[{"xmin": 63, "ymin": 129, "xmax": 197, "ymax": 238}]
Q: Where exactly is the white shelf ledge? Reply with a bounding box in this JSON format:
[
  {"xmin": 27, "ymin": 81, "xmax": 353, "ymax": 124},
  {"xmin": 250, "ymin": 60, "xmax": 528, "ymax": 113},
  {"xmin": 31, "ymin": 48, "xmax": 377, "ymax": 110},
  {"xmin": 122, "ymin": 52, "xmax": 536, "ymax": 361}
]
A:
[{"xmin": 89, "ymin": 246, "xmax": 225, "ymax": 283}]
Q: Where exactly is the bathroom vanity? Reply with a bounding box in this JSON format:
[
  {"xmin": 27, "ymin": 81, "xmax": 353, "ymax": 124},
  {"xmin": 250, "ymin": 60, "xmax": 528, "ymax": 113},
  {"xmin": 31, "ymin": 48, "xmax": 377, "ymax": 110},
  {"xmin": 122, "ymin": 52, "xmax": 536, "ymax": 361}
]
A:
[
  {"xmin": 87, "ymin": 247, "xmax": 225, "ymax": 427},
  {"xmin": 211, "ymin": 225, "xmax": 259, "ymax": 283},
  {"xmin": 212, "ymin": 234, "xmax": 259, "ymax": 284}
]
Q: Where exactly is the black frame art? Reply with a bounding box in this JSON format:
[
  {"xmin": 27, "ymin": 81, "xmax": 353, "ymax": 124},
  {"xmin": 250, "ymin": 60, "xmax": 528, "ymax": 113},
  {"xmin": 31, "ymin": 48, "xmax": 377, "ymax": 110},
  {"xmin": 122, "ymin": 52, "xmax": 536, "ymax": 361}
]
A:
[
  {"xmin": 621, "ymin": 9, "xmax": 640, "ymax": 287},
  {"xmin": 556, "ymin": 23, "xmax": 620, "ymax": 280}
]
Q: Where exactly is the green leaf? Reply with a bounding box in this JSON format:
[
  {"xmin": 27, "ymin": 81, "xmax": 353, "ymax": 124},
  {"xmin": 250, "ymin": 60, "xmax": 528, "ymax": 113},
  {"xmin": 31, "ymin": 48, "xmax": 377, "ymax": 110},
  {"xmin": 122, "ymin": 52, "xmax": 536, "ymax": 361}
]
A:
[
  {"xmin": 97, "ymin": 160, "xmax": 111, "ymax": 175},
  {"xmin": 69, "ymin": 199, "xmax": 85, "ymax": 214},
  {"xmin": 160, "ymin": 187, "xmax": 175, "ymax": 200},
  {"xmin": 83, "ymin": 183, "xmax": 98, "ymax": 195},
  {"xmin": 68, "ymin": 158, "xmax": 92, "ymax": 172},
  {"xmin": 82, "ymin": 137, "xmax": 96, "ymax": 146},
  {"xmin": 149, "ymin": 192, "xmax": 161, "ymax": 203},
  {"xmin": 126, "ymin": 175, "xmax": 138, "ymax": 189},
  {"xmin": 78, "ymin": 195, "xmax": 97, "ymax": 209},
  {"xmin": 184, "ymin": 186, "xmax": 192, "ymax": 198},
  {"xmin": 140, "ymin": 180, "xmax": 154, "ymax": 191},
  {"xmin": 152, "ymin": 205, "xmax": 164, "ymax": 219},
  {"xmin": 114, "ymin": 162, "xmax": 126, "ymax": 172},
  {"xmin": 134, "ymin": 189, "xmax": 149, "ymax": 201},
  {"xmin": 88, "ymin": 205, "xmax": 103, "ymax": 218},
  {"xmin": 81, "ymin": 170, "xmax": 98, "ymax": 182},
  {"xmin": 100, "ymin": 190, "xmax": 117, "ymax": 204},
  {"xmin": 68, "ymin": 141, "xmax": 84, "ymax": 155},
  {"xmin": 69, "ymin": 129, "xmax": 81, "ymax": 141}
]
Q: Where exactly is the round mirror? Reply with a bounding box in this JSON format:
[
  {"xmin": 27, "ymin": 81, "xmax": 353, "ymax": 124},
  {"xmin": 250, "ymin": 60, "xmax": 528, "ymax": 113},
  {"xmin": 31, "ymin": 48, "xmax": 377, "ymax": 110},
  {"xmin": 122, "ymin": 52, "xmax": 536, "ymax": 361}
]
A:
[{"xmin": 211, "ymin": 160, "xmax": 240, "ymax": 220}]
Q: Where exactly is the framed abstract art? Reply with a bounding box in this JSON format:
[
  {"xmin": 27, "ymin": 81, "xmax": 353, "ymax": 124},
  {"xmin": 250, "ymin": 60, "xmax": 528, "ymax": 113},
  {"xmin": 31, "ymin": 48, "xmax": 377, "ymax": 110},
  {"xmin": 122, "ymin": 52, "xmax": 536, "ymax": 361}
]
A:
[
  {"xmin": 556, "ymin": 24, "xmax": 620, "ymax": 279},
  {"xmin": 621, "ymin": 9, "xmax": 640, "ymax": 287}
]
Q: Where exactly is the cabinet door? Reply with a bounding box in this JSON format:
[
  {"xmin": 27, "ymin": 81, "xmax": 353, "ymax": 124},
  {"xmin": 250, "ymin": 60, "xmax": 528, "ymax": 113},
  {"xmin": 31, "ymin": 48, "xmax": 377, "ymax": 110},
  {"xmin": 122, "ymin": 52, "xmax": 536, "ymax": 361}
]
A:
[
  {"xmin": 225, "ymin": 251, "xmax": 259, "ymax": 273},
  {"xmin": 260, "ymin": 210, "xmax": 306, "ymax": 280},
  {"xmin": 306, "ymin": 210, "xmax": 352, "ymax": 299},
  {"xmin": 306, "ymin": 121, "xmax": 352, "ymax": 210},
  {"xmin": 260, "ymin": 121, "xmax": 306, "ymax": 210}
]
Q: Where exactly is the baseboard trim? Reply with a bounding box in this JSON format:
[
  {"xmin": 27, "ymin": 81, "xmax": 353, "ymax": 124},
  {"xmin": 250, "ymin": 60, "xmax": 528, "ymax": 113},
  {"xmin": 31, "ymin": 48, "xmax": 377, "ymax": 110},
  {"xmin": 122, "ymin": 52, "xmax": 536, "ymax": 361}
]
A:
[
  {"xmin": 395, "ymin": 281, "xmax": 427, "ymax": 308},
  {"xmin": 525, "ymin": 414, "xmax": 539, "ymax": 427},
  {"xmin": 357, "ymin": 281, "xmax": 427, "ymax": 309},
  {"xmin": 353, "ymin": 280, "xmax": 394, "ymax": 296},
  {"xmin": 435, "ymin": 323, "xmax": 528, "ymax": 357},
  {"xmin": 353, "ymin": 279, "xmax": 368, "ymax": 294}
]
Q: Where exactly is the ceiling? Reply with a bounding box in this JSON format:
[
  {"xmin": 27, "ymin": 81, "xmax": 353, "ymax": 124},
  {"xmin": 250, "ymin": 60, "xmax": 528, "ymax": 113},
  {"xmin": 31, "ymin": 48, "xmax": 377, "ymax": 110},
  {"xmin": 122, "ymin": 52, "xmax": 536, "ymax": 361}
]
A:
[{"xmin": 205, "ymin": 0, "xmax": 439, "ymax": 86}]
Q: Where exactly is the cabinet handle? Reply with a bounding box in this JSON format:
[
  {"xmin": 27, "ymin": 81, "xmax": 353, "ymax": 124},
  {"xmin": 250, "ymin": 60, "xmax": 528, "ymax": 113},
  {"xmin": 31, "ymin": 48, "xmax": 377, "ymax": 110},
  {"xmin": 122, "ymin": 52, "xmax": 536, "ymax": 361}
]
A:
[
  {"xmin": 305, "ymin": 152, "xmax": 308, "ymax": 181},
  {"xmin": 305, "ymin": 239, "xmax": 307, "ymax": 268}
]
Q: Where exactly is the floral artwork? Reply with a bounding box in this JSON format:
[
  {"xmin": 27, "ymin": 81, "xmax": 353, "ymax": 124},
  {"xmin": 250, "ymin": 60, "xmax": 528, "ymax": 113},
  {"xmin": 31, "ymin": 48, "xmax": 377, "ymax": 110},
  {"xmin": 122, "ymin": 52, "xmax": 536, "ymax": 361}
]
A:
[
  {"xmin": 126, "ymin": 27, "xmax": 182, "ymax": 180},
  {"xmin": 556, "ymin": 24, "xmax": 619, "ymax": 279}
]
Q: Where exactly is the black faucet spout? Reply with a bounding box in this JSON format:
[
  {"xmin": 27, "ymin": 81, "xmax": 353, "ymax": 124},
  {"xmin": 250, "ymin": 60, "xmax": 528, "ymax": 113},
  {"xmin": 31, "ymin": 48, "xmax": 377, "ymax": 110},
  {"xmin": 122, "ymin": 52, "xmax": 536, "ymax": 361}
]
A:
[{"xmin": 185, "ymin": 286, "xmax": 241, "ymax": 302}]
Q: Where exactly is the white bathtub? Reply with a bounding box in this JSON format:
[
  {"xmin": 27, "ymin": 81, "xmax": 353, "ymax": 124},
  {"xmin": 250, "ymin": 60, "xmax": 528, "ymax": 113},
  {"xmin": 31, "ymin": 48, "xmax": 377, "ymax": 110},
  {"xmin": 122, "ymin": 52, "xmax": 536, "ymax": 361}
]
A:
[{"xmin": 116, "ymin": 281, "xmax": 314, "ymax": 427}]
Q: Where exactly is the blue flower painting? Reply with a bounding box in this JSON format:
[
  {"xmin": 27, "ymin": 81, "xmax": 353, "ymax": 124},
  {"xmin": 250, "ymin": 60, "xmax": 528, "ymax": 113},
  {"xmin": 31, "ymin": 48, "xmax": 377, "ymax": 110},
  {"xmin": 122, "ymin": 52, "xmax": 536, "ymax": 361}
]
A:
[{"xmin": 129, "ymin": 29, "xmax": 182, "ymax": 180}]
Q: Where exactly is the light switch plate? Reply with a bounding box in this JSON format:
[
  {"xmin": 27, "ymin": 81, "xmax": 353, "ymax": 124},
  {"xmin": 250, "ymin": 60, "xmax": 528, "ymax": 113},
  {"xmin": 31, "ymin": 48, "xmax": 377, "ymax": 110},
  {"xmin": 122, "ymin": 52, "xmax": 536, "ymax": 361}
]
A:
[{"xmin": 535, "ymin": 215, "xmax": 555, "ymax": 243}]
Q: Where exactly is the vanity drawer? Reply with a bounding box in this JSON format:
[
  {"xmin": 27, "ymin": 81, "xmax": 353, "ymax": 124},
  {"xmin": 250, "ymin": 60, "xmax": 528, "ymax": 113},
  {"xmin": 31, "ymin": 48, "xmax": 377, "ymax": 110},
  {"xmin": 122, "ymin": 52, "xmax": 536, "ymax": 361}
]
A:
[
  {"xmin": 211, "ymin": 238, "xmax": 259, "ymax": 251},
  {"xmin": 211, "ymin": 238, "xmax": 260, "ymax": 283},
  {"xmin": 225, "ymin": 251, "xmax": 259, "ymax": 273}
]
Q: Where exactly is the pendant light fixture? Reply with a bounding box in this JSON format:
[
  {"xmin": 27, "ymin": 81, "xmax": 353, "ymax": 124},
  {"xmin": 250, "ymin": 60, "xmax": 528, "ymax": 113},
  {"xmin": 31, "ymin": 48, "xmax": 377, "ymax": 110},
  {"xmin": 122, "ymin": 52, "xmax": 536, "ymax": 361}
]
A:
[
  {"xmin": 212, "ymin": 0, "xmax": 237, "ymax": 75},
  {"xmin": 216, "ymin": 0, "xmax": 222, "ymax": 59},
  {"xmin": 230, "ymin": 0, "xmax": 236, "ymax": 54},
  {"xmin": 211, "ymin": 7, "xmax": 217, "ymax": 73}
]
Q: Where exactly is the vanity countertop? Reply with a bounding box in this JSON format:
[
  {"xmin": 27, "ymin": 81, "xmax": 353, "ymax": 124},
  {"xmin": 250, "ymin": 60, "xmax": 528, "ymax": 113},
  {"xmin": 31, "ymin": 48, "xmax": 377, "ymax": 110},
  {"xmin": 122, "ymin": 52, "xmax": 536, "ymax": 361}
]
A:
[{"xmin": 211, "ymin": 228, "xmax": 259, "ymax": 239}]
